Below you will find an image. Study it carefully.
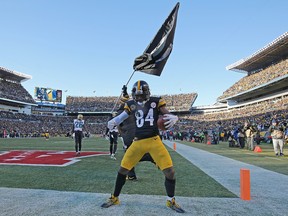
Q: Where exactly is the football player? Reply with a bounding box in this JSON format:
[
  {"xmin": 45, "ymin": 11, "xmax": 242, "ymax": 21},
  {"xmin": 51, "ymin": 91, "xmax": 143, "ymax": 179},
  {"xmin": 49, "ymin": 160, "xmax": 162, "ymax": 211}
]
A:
[
  {"xmin": 101, "ymin": 80, "xmax": 185, "ymax": 213},
  {"xmin": 117, "ymin": 85, "xmax": 155, "ymax": 181},
  {"xmin": 72, "ymin": 114, "xmax": 85, "ymax": 156},
  {"xmin": 44, "ymin": 130, "xmax": 50, "ymax": 140},
  {"xmin": 105, "ymin": 112, "xmax": 119, "ymax": 160}
]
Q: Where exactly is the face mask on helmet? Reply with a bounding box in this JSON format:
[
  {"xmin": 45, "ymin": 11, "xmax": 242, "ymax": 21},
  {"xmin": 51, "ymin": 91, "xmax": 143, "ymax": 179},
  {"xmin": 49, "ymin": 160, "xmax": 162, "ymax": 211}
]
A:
[{"xmin": 132, "ymin": 80, "xmax": 150, "ymax": 103}]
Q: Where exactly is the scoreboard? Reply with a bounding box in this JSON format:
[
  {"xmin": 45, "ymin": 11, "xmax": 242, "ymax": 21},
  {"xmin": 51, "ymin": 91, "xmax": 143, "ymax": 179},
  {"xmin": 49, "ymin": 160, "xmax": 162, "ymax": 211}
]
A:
[{"xmin": 34, "ymin": 87, "xmax": 62, "ymax": 102}]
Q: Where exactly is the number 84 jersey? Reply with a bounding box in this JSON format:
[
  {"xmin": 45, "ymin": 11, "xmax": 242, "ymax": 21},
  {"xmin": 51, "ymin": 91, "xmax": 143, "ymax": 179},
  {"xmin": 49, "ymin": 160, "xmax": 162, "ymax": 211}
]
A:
[{"xmin": 124, "ymin": 96, "xmax": 166, "ymax": 139}]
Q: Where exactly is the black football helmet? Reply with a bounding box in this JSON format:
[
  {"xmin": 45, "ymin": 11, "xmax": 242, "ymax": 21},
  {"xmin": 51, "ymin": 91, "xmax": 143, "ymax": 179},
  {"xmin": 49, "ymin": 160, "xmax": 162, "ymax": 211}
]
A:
[{"xmin": 131, "ymin": 80, "xmax": 150, "ymax": 102}]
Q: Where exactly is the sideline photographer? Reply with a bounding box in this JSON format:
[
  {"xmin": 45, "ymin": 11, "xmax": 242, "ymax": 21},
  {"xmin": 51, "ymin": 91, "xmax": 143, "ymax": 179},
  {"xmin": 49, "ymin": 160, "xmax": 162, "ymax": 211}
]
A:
[{"xmin": 244, "ymin": 121, "xmax": 257, "ymax": 151}]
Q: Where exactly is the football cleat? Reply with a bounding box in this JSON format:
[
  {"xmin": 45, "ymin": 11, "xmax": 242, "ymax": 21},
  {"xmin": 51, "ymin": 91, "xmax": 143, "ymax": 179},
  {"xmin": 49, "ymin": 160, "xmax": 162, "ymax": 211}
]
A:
[
  {"xmin": 110, "ymin": 154, "xmax": 116, "ymax": 160},
  {"xmin": 127, "ymin": 176, "xmax": 138, "ymax": 181},
  {"xmin": 166, "ymin": 197, "xmax": 185, "ymax": 213},
  {"xmin": 101, "ymin": 195, "xmax": 120, "ymax": 208}
]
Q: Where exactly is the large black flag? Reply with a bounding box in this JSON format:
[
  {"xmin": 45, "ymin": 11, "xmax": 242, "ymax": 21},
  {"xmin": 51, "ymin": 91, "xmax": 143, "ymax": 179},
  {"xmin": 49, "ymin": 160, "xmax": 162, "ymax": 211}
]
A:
[{"xmin": 133, "ymin": 2, "xmax": 180, "ymax": 76}]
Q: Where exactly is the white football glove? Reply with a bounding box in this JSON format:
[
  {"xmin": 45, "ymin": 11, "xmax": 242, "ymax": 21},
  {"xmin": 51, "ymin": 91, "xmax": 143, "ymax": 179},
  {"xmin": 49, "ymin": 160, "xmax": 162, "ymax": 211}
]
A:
[
  {"xmin": 107, "ymin": 119, "xmax": 117, "ymax": 130},
  {"xmin": 163, "ymin": 114, "xmax": 178, "ymax": 129},
  {"xmin": 105, "ymin": 135, "xmax": 109, "ymax": 140}
]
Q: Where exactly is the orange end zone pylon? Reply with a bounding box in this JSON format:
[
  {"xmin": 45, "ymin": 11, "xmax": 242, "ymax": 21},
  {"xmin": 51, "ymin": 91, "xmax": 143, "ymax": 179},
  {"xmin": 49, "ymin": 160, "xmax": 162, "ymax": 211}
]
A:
[
  {"xmin": 240, "ymin": 168, "xmax": 251, "ymax": 200},
  {"xmin": 254, "ymin": 146, "xmax": 262, "ymax": 153}
]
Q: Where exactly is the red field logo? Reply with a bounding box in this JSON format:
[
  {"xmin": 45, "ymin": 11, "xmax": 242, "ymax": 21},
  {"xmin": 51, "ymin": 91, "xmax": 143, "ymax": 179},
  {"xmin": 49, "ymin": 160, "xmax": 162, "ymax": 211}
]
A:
[{"xmin": 0, "ymin": 150, "xmax": 109, "ymax": 167}]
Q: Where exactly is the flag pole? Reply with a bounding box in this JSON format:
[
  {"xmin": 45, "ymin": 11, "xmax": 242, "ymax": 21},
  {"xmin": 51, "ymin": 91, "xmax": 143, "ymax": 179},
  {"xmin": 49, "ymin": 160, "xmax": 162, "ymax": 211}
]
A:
[
  {"xmin": 125, "ymin": 70, "xmax": 136, "ymax": 87},
  {"xmin": 110, "ymin": 70, "xmax": 136, "ymax": 113}
]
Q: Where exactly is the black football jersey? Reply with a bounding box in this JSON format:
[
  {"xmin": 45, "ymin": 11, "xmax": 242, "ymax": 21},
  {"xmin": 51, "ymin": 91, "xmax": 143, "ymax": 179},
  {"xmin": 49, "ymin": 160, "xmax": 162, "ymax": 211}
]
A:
[
  {"xmin": 117, "ymin": 104, "xmax": 136, "ymax": 145},
  {"xmin": 124, "ymin": 96, "xmax": 166, "ymax": 139}
]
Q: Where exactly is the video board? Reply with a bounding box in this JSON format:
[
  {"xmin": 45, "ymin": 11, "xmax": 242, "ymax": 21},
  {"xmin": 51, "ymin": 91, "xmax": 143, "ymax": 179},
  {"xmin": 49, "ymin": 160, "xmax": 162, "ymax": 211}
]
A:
[{"xmin": 34, "ymin": 87, "xmax": 62, "ymax": 102}]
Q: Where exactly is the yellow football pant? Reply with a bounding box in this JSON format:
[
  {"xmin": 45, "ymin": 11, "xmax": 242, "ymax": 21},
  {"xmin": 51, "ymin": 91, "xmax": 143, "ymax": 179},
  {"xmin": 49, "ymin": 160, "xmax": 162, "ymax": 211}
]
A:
[{"xmin": 121, "ymin": 135, "xmax": 173, "ymax": 171}]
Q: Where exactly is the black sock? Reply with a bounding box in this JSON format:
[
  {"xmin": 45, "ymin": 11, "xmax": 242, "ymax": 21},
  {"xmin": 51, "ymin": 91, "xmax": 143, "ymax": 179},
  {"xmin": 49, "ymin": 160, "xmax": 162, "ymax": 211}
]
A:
[
  {"xmin": 110, "ymin": 144, "xmax": 113, "ymax": 154},
  {"xmin": 165, "ymin": 177, "xmax": 176, "ymax": 198},
  {"xmin": 113, "ymin": 144, "xmax": 118, "ymax": 154},
  {"xmin": 113, "ymin": 172, "xmax": 126, "ymax": 197}
]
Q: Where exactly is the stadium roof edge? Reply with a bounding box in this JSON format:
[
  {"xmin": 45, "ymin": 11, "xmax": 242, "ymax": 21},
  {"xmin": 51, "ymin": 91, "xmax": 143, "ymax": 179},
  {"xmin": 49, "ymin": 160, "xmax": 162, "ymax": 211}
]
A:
[
  {"xmin": 226, "ymin": 32, "xmax": 288, "ymax": 72},
  {"xmin": 0, "ymin": 97, "xmax": 37, "ymax": 106},
  {"xmin": 0, "ymin": 66, "xmax": 32, "ymax": 82}
]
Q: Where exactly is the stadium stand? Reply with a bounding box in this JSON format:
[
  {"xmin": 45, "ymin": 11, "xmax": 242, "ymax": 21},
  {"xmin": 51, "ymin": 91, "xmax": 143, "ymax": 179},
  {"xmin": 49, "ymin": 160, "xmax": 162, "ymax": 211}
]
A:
[
  {"xmin": 32, "ymin": 102, "xmax": 66, "ymax": 116},
  {"xmin": 65, "ymin": 93, "xmax": 198, "ymax": 113},
  {"xmin": 180, "ymin": 32, "xmax": 288, "ymax": 143},
  {"xmin": 0, "ymin": 66, "xmax": 36, "ymax": 114},
  {"xmin": 65, "ymin": 96, "xmax": 118, "ymax": 112},
  {"xmin": 1, "ymin": 33, "xmax": 287, "ymax": 140},
  {"xmin": 218, "ymin": 59, "xmax": 288, "ymax": 101},
  {"xmin": 161, "ymin": 93, "xmax": 198, "ymax": 111},
  {"xmin": 0, "ymin": 111, "xmax": 107, "ymax": 138},
  {"xmin": 218, "ymin": 32, "xmax": 288, "ymax": 104}
]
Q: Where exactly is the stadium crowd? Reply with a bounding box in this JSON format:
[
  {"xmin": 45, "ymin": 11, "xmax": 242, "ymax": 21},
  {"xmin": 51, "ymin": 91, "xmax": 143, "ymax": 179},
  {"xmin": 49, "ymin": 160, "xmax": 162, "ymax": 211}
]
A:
[
  {"xmin": 65, "ymin": 93, "xmax": 197, "ymax": 112},
  {"xmin": 0, "ymin": 79, "xmax": 35, "ymax": 104},
  {"xmin": 0, "ymin": 71, "xmax": 287, "ymax": 147},
  {"xmin": 162, "ymin": 93, "xmax": 197, "ymax": 111},
  {"xmin": 218, "ymin": 59, "xmax": 288, "ymax": 100},
  {"xmin": 1, "ymin": 95, "xmax": 287, "ymax": 145},
  {"xmin": 188, "ymin": 95, "xmax": 288, "ymax": 123},
  {"xmin": 65, "ymin": 96, "xmax": 118, "ymax": 112},
  {"xmin": 0, "ymin": 92, "xmax": 197, "ymax": 138},
  {"xmin": 177, "ymin": 95, "xmax": 288, "ymax": 143},
  {"xmin": 0, "ymin": 111, "xmax": 107, "ymax": 138}
]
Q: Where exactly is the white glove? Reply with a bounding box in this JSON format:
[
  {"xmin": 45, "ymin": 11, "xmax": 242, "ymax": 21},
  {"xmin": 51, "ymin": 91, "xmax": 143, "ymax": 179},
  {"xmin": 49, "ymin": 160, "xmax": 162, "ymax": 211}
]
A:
[
  {"xmin": 163, "ymin": 114, "xmax": 178, "ymax": 129},
  {"xmin": 105, "ymin": 135, "xmax": 109, "ymax": 140},
  {"xmin": 107, "ymin": 119, "xmax": 117, "ymax": 130}
]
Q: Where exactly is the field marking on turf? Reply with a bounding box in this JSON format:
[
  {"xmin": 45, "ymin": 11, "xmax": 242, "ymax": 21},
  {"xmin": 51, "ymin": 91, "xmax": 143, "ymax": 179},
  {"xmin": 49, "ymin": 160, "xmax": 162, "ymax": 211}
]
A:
[
  {"xmin": 0, "ymin": 150, "xmax": 109, "ymax": 167},
  {"xmin": 1, "ymin": 146, "xmax": 109, "ymax": 151}
]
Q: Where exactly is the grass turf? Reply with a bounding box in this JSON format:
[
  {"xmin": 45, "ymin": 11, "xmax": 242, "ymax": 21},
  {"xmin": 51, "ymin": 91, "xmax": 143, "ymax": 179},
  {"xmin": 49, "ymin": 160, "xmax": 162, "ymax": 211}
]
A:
[
  {"xmin": 0, "ymin": 137, "xmax": 239, "ymax": 198},
  {"xmin": 179, "ymin": 140, "xmax": 288, "ymax": 176}
]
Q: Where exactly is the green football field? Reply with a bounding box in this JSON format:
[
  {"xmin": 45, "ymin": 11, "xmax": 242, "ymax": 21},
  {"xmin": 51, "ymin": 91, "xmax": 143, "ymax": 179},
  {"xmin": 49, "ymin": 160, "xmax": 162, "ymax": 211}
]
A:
[
  {"xmin": 0, "ymin": 137, "xmax": 286, "ymax": 198},
  {"xmin": 179, "ymin": 140, "xmax": 288, "ymax": 176}
]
